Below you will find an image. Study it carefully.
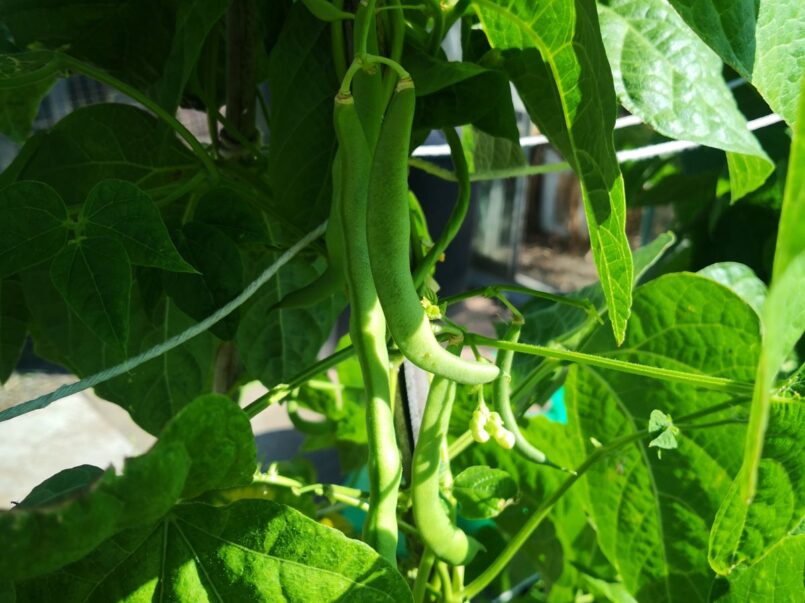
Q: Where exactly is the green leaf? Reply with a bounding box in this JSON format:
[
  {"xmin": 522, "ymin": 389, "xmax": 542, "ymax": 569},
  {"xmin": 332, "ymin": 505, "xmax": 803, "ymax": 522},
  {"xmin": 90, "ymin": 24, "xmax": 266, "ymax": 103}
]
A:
[
  {"xmin": 741, "ymin": 80, "xmax": 805, "ymax": 502},
  {"xmin": 698, "ymin": 262, "xmax": 767, "ymax": 316},
  {"xmin": 0, "ymin": 394, "xmax": 256, "ymax": 582},
  {"xmin": 404, "ymin": 44, "xmax": 520, "ymax": 142},
  {"xmin": 237, "ymin": 252, "xmax": 342, "ymax": 386},
  {"xmin": 0, "ymin": 50, "xmax": 61, "ymax": 141},
  {"xmin": 13, "ymin": 103, "xmax": 197, "ymax": 204},
  {"xmin": 0, "ymin": 0, "xmax": 229, "ymax": 112},
  {"xmin": 193, "ymin": 186, "xmax": 270, "ymax": 245},
  {"xmin": 646, "ymin": 410, "xmax": 680, "ymax": 458},
  {"xmin": 563, "ymin": 273, "xmax": 761, "ymax": 599},
  {"xmin": 81, "ymin": 179, "xmax": 194, "ymax": 272},
  {"xmin": 14, "ymin": 465, "xmax": 104, "ymax": 510},
  {"xmin": 597, "ymin": 0, "xmax": 774, "ymax": 202},
  {"xmin": 14, "ymin": 500, "xmax": 413, "ymax": 602},
  {"xmin": 163, "ymin": 222, "xmax": 244, "ymax": 340},
  {"xmin": 0, "ymin": 181, "xmax": 69, "ymax": 278},
  {"xmin": 667, "ymin": 0, "xmax": 805, "ymax": 126},
  {"xmin": 453, "ymin": 465, "xmax": 518, "ymax": 520},
  {"xmin": 20, "ymin": 267, "xmax": 216, "ymax": 433},
  {"xmin": 0, "ymin": 278, "xmax": 27, "ymax": 383},
  {"xmin": 711, "ymin": 535, "xmax": 805, "ymax": 602},
  {"xmin": 267, "ymin": 3, "xmax": 338, "ymax": 231},
  {"xmin": 709, "ymin": 401, "xmax": 804, "ymax": 575},
  {"xmin": 462, "ymin": 126, "xmax": 526, "ymax": 174},
  {"xmin": 49, "ymin": 237, "xmax": 132, "ymax": 348},
  {"xmin": 474, "ymin": 0, "xmax": 634, "ymax": 343}
]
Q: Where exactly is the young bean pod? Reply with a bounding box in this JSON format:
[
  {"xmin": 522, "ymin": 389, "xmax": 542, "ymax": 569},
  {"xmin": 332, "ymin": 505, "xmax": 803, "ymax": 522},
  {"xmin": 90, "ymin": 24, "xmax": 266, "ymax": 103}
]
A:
[
  {"xmin": 494, "ymin": 321, "xmax": 558, "ymax": 467},
  {"xmin": 366, "ymin": 78, "xmax": 499, "ymax": 385},
  {"xmin": 335, "ymin": 89, "xmax": 401, "ymax": 563},
  {"xmin": 412, "ymin": 369, "xmax": 482, "ymax": 565}
]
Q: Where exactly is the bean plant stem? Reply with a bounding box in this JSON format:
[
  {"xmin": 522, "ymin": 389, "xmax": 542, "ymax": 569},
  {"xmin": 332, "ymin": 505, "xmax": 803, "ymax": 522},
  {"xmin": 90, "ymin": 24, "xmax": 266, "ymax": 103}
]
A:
[
  {"xmin": 462, "ymin": 429, "xmax": 650, "ymax": 598},
  {"xmin": 441, "ymin": 284, "xmax": 598, "ymax": 319},
  {"xmin": 59, "ymin": 55, "xmax": 219, "ymax": 179},
  {"xmin": 413, "ymin": 128, "xmax": 470, "ymax": 289},
  {"xmin": 469, "ymin": 334, "xmax": 754, "ymax": 396}
]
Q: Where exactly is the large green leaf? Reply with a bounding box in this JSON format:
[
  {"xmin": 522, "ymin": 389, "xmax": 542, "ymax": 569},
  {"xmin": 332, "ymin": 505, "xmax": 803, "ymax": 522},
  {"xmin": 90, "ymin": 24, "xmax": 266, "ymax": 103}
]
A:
[
  {"xmin": 21, "ymin": 268, "xmax": 216, "ymax": 433},
  {"xmin": 237, "ymin": 252, "xmax": 343, "ymax": 387},
  {"xmin": 0, "ymin": 0, "xmax": 229, "ymax": 112},
  {"xmin": 81, "ymin": 179, "xmax": 194, "ymax": 272},
  {"xmin": 709, "ymin": 401, "xmax": 804, "ymax": 574},
  {"xmin": 740, "ymin": 79, "xmax": 805, "ymax": 501},
  {"xmin": 404, "ymin": 44, "xmax": 520, "ymax": 142},
  {"xmin": 0, "ymin": 50, "xmax": 61, "ymax": 141},
  {"xmin": 667, "ymin": 0, "xmax": 805, "ymax": 126},
  {"xmin": 710, "ymin": 534, "xmax": 805, "ymax": 602},
  {"xmin": 474, "ymin": 0, "xmax": 634, "ymax": 343},
  {"xmin": 563, "ymin": 273, "xmax": 761, "ymax": 600},
  {"xmin": 164, "ymin": 222, "xmax": 244, "ymax": 340},
  {"xmin": 0, "ymin": 394, "xmax": 255, "ymax": 583},
  {"xmin": 0, "ymin": 181, "xmax": 69, "ymax": 278},
  {"xmin": 49, "ymin": 236, "xmax": 132, "ymax": 349},
  {"xmin": 267, "ymin": 3, "xmax": 338, "ymax": 232},
  {"xmin": 13, "ymin": 103, "xmax": 197, "ymax": 204},
  {"xmin": 597, "ymin": 0, "xmax": 773, "ymax": 202},
  {"xmin": 697, "ymin": 262, "xmax": 767, "ymax": 316},
  {"xmin": 14, "ymin": 499, "xmax": 413, "ymax": 602},
  {"xmin": 0, "ymin": 278, "xmax": 27, "ymax": 383}
]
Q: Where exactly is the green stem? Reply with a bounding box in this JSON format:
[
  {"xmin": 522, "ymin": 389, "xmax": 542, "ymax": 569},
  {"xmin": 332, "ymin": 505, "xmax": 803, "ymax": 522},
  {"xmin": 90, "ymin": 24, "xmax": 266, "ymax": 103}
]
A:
[
  {"xmin": 408, "ymin": 158, "xmax": 572, "ymax": 182},
  {"xmin": 242, "ymin": 345, "xmax": 355, "ymax": 418},
  {"xmin": 59, "ymin": 55, "xmax": 219, "ymax": 180},
  {"xmin": 331, "ymin": 0, "xmax": 348, "ymax": 80},
  {"xmin": 424, "ymin": 0, "xmax": 444, "ymax": 55},
  {"xmin": 441, "ymin": 284, "xmax": 599, "ymax": 321},
  {"xmin": 354, "ymin": 0, "xmax": 378, "ymax": 60},
  {"xmin": 462, "ymin": 430, "xmax": 649, "ymax": 599},
  {"xmin": 413, "ymin": 549, "xmax": 437, "ymax": 603},
  {"xmin": 469, "ymin": 334, "xmax": 754, "ymax": 396},
  {"xmin": 413, "ymin": 128, "xmax": 469, "ymax": 289}
]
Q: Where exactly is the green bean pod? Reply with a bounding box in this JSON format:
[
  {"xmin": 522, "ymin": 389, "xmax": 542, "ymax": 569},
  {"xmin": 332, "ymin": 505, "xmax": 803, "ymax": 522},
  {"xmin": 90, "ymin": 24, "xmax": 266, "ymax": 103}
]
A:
[
  {"xmin": 366, "ymin": 78, "xmax": 499, "ymax": 385},
  {"xmin": 335, "ymin": 90, "xmax": 401, "ymax": 563},
  {"xmin": 412, "ymin": 372, "xmax": 482, "ymax": 565},
  {"xmin": 494, "ymin": 321, "xmax": 556, "ymax": 466}
]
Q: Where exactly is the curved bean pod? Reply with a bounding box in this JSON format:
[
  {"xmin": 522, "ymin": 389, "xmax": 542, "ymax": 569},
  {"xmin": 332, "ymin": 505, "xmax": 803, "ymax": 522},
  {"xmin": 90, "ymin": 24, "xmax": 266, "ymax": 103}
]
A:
[{"xmin": 366, "ymin": 78, "xmax": 499, "ymax": 385}]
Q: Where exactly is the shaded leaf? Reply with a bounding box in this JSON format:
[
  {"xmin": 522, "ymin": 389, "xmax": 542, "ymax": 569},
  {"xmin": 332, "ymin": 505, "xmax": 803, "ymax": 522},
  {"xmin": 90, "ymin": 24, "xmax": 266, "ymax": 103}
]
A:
[
  {"xmin": 193, "ymin": 186, "xmax": 269, "ymax": 244},
  {"xmin": 82, "ymin": 179, "xmax": 194, "ymax": 272},
  {"xmin": 667, "ymin": 0, "xmax": 805, "ymax": 126},
  {"xmin": 0, "ymin": 394, "xmax": 256, "ymax": 582},
  {"xmin": 21, "ymin": 268, "xmax": 216, "ymax": 434},
  {"xmin": 0, "ymin": 181, "xmax": 68, "ymax": 278},
  {"xmin": 0, "ymin": 278, "xmax": 26, "ymax": 383},
  {"xmin": 14, "ymin": 104, "xmax": 197, "ymax": 204},
  {"xmin": 49, "ymin": 236, "xmax": 131, "ymax": 348},
  {"xmin": 0, "ymin": 50, "xmax": 61, "ymax": 141},
  {"xmin": 404, "ymin": 44, "xmax": 520, "ymax": 142},
  {"xmin": 0, "ymin": 0, "xmax": 229, "ymax": 112},
  {"xmin": 14, "ymin": 465, "xmax": 104, "ymax": 510},
  {"xmin": 597, "ymin": 0, "xmax": 773, "ymax": 202},
  {"xmin": 237, "ymin": 252, "xmax": 342, "ymax": 386},
  {"xmin": 267, "ymin": 3, "xmax": 338, "ymax": 231},
  {"xmin": 15, "ymin": 500, "xmax": 413, "ymax": 602},
  {"xmin": 163, "ymin": 222, "xmax": 243, "ymax": 340},
  {"xmin": 454, "ymin": 465, "xmax": 518, "ymax": 519},
  {"xmin": 475, "ymin": 0, "xmax": 634, "ymax": 343}
]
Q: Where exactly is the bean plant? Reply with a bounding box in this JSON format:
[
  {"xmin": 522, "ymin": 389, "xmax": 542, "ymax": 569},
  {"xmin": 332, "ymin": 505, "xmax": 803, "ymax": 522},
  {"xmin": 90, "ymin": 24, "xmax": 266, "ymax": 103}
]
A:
[{"xmin": 0, "ymin": 1, "xmax": 803, "ymax": 601}]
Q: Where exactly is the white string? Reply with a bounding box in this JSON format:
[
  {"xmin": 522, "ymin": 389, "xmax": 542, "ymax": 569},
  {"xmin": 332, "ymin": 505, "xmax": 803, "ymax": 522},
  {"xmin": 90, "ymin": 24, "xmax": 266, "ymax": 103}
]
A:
[
  {"xmin": 0, "ymin": 222, "xmax": 328, "ymax": 423},
  {"xmin": 412, "ymin": 110, "xmax": 782, "ymax": 160}
]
